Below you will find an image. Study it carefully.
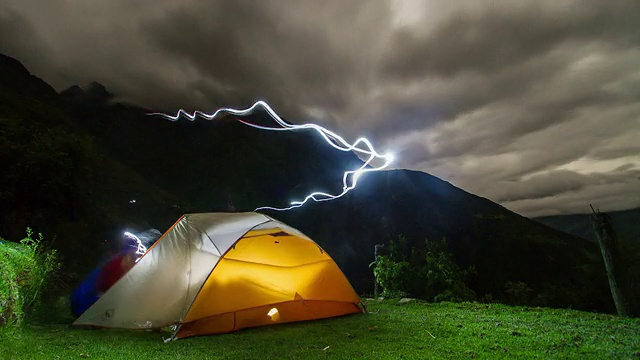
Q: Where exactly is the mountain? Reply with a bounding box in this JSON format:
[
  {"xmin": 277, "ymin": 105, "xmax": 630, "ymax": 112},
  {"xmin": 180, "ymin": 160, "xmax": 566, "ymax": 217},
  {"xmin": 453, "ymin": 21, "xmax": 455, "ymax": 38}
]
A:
[
  {"xmin": 60, "ymin": 82, "xmax": 113, "ymax": 105},
  {"xmin": 0, "ymin": 53, "xmax": 58, "ymax": 101},
  {"xmin": 535, "ymin": 208, "xmax": 640, "ymax": 244},
  {"xmin": 264, "ymin": 170, "xmax": 614, "ymax": 309},
  {"xmin": 0, "ymin": 53, "xmax": 618, "ymax": 312},
  {"xmin": 0, "ymin": 53, "xmax": 178, "ymax": 271}
]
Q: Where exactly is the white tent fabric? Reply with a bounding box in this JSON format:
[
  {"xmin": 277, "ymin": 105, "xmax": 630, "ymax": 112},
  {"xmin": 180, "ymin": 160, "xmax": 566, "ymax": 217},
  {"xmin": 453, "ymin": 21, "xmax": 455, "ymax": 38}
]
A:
[{"xmin": 74, "ymin": 212, "xmax": 271, "ymax": 329}]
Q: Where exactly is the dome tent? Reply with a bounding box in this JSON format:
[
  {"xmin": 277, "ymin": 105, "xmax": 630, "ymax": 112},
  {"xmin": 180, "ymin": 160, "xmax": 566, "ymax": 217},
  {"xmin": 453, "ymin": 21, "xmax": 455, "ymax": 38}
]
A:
[{"xmin": 73, "ymin": 212, "xmax": 362, "ymax": 340}]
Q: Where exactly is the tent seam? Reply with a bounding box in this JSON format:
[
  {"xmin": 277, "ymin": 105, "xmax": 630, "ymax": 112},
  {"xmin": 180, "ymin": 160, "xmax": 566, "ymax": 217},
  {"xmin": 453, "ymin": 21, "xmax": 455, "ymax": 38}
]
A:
[
  {"xmin": 217, "ymin": 257, "xmax": 333, "ymax": 268},
  {"xmin": 201, "ymin": 229, "xmax": 221, "ymax": 255},
  {"xmin": 178, "ymin": 217, "xmax": 272, "ymax": 325}
]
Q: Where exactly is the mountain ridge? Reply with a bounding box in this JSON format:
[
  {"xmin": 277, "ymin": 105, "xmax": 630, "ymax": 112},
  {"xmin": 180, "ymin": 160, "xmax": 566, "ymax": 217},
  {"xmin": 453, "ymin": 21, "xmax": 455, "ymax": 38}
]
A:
[
  {"xmin": 535, "ymin": 207, "xmax": 640, "ymax": 243},
  {"xmin": 0, "ymin": 53, "xmax": 59, "ymax": 101},
  {"xmin": 0, "ymin": 52, "xmax": 617, "ymax": 312}
]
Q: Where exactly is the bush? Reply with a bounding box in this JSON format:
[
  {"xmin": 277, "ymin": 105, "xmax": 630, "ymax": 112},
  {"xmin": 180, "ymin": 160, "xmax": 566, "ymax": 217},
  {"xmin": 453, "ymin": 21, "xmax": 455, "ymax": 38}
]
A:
[
  {"xmin": 371, "ymin": 255, "xmax": 411, "ymax": 298},
  {"xmin": 423, "ymin": 239, "xmax": 476, "ymax": 302},
  {"xmin": 504, "ymin": 281, "xmax": 533, "ymax": 305},
  {"xmin": 371, "ymin": 236, "xmax": 476, "ymax": 302},
  {"xmin": 0, "ymin": 228, "xmax": 60, "ymax": 327}
]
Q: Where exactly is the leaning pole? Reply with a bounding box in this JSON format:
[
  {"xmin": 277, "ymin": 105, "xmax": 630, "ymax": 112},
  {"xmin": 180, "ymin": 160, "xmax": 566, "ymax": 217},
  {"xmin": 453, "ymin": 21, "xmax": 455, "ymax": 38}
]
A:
[{"xmin": 590, "ymin": 205, "xmax": 629, "ymax": 317}]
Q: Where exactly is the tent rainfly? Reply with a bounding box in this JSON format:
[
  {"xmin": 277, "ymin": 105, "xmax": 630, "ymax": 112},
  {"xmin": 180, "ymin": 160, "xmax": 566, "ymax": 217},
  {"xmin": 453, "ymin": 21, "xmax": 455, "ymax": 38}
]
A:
[{"xmin": 73, "ymin": 212, "xmax": 363, "ymax": 340}]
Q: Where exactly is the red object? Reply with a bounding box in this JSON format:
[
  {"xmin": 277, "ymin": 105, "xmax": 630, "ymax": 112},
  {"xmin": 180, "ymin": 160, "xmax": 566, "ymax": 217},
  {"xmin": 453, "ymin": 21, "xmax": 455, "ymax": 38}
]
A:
[{"xmin": 97, "ymin": 255, "xmax": 129, "ymax": 293}]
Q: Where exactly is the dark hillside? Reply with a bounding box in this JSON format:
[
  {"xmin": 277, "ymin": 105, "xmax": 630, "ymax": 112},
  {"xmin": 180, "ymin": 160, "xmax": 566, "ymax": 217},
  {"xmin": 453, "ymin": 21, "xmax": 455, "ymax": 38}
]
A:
[
  {"xmin": 0, "ymin": 54, "xmax": 176, "ymax": 272},
  {"xmin": 0, "ymin": 53, "xmax": 613, "ymax": 312},
  {"xmin": 265, "ymin": 170, "xmax": 609, "ymax": 311},
  {"xmin": 62, "ymin": 99, "xmax": 365, "ymax": 216},
  {"xmin": 0, "ymin": 54, "xmax": 58, "ymax": 101}
]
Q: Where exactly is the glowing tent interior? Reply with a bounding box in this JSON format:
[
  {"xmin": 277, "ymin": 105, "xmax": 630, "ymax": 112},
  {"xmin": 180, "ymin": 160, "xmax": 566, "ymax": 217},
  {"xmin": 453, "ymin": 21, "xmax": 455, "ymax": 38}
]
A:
[{"xmin": 72, "ymin": 212, "xmax": 363, "ymax": 339}]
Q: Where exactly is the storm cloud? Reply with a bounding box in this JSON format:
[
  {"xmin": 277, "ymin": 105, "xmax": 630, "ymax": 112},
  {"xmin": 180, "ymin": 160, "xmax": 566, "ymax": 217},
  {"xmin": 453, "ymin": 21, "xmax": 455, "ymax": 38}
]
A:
[{"xmin": 1, "ymin": 0, "xmax": 638, "ymax": 217}]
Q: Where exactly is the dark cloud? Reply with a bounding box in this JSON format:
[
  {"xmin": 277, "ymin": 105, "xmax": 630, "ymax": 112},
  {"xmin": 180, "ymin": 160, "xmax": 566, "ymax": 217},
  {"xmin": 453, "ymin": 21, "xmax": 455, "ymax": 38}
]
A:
[
  {"xmin": 492, "ymin": 169, "xmax": 638, "ymax": 203},
  {"xmin": 589, "ymin": 146, "xmax": 640, "ymax": 161},
  {"xmin": 140, "ymin": 0, "xmax": 390, "ymax": 117},
  {"xmin": 615, "ymin": 163, "xmax": 636, "ymax": 172},
  {"xmin": 1, "ymin": 0, "xmax": 639, "ymax": 216},
  {"xmin": 382, "ymin": 1, "xmax": 640, "ymax": 79},
  {"xmin": 503, "ymin": 175, "xmax": 640, "ymax": 217},
  {"xmin": 494, "ymin": 171, "xmax": 590, "ymax": 203},
  {"xmin": 0, "ymin": 6, "xmax": 56, "ymax": 76}
]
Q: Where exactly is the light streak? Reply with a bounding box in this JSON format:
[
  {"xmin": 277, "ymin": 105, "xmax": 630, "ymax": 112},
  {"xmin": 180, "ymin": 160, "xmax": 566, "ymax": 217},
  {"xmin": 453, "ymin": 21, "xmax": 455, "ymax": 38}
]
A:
[
  {"xmin": 151, "ymin": 101, "xmax": 394, "ymax": 211},
  {"xmin": 123, "ymin": 231, "xmax": 148, "ymax": 260}
]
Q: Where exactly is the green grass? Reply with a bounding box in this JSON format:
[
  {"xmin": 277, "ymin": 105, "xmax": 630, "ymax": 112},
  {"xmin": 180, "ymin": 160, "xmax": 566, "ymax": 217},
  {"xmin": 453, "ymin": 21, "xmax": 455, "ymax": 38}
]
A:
[{"xmin": 2, "ymin": 300, "xmax": 639, "ymax": 359}]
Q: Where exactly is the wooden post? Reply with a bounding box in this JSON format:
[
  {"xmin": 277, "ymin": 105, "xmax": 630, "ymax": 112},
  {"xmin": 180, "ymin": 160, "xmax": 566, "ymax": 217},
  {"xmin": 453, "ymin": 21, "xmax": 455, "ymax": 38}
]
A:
[
  {"xmin": 590, "ymin": 205, "xmax": 630, "ymax": 317},
  {"xmin": 374, "ymin": 244, "xmax": 382, "ymax": 299}
]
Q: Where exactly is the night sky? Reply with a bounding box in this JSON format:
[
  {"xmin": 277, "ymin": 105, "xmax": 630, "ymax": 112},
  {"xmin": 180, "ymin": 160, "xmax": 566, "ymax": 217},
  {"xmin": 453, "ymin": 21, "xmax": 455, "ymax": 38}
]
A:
[{"xmin": 1, "ymin": 0, "xmax": 639, "ymax": 217}]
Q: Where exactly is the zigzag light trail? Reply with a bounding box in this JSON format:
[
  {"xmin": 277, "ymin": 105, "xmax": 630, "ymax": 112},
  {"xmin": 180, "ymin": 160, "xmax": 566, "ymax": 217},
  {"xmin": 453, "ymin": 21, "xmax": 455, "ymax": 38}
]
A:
[{"xmin": 151, "ymin": 101, "xmax": 394, "ymax": 211}]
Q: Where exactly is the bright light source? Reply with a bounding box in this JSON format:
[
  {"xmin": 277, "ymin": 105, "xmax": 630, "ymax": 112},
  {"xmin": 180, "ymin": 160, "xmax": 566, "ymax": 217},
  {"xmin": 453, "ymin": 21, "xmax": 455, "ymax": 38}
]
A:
[
  {"xmin": 123, "ymin": 231, "xmax": 148, "ymax": 257},
  {"xmin": 267, "ymin": 307, "xmax": 280, "ymax": 321},
  {"xmin": 151, "ymin": 101, "xmax": 395, "ymax": 211}
]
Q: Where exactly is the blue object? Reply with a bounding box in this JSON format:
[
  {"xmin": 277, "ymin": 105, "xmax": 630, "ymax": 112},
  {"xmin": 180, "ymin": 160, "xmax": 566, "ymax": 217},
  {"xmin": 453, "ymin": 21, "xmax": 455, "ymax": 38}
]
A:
[{"xmin": 70, "ymin": 267, "xmax": 102, "ymax": 317}]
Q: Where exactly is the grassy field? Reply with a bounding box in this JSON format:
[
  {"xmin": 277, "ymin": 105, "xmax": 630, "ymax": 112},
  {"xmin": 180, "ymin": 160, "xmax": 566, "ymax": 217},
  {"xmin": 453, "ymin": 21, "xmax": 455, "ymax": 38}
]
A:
[{"xmin": 1, "ymin": 300, "xmax": 639, "ymax": 359}]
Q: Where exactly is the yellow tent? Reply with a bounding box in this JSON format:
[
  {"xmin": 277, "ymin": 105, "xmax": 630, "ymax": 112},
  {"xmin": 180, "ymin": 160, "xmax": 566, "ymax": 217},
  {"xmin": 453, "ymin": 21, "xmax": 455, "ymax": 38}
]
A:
[{"xmin": 73, "ymin": 212, "xmax": 362, "ymax": 339}]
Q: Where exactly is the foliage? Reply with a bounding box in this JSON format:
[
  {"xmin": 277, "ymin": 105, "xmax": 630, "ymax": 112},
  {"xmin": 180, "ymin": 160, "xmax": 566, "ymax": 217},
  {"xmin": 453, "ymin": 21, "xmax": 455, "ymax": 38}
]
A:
[
  {"xmin": 423, "ymin": 240, "xmax": 477, "ymax": 302},
  {"xmin": 0, "ymin": 228, "xmax": 60, "ymax": 327},
  {"xmin": 504, "ymin": 281, "xmax": 534, "ymax": 305},
  {"xmin": 371, "ymin": 255, "xmax": 410, "ymax": 298},
  {"xmin": 2, "ymin": 300, "xmax": 639, "ymax": 359},
  {"xmin": 371, "ymin": 235, "xmax": 476, "ymax": 301}
]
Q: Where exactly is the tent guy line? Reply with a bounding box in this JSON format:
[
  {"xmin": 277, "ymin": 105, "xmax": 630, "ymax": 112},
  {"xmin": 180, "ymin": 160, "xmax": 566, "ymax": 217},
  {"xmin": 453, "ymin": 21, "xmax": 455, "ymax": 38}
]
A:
[{"xmin": 150, "ymin": 101, "xmax": 395, "ymax": 211}]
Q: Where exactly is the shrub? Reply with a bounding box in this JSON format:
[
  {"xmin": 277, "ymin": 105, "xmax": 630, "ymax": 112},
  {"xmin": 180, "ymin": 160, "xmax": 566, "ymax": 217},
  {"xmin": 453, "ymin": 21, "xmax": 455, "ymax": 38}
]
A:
[
  {"xmin": 0, "ymin": 228, "xmax": 60, "ymax": 327},
  {"xmin": 423, "ymin": 239, "xmax": 476, "ymax": 302},
  {"xmin": 371, "ymin": 255, "xmax": 411, "ymax": 298},
  {"xmin": 371, "ymin": 236, "xmax": 476, "ymax": 302},
  {"xmin": 504, "ymin": 281, "xmax": 533, "ymax": 305}
]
